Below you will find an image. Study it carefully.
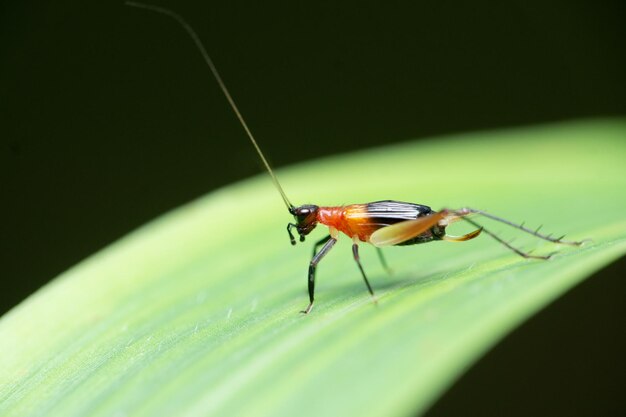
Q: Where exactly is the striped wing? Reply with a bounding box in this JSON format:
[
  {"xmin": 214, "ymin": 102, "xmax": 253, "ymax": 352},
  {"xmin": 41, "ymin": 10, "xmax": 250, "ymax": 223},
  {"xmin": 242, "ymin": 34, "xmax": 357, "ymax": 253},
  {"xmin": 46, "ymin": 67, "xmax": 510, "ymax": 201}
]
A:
[
  {"xmin": 344, "ymin": 200, "xmax": 432, "ymax": 228},
  {"xmin": 369, "ymin": 211, "xmax": 447, "ymax": 247}
]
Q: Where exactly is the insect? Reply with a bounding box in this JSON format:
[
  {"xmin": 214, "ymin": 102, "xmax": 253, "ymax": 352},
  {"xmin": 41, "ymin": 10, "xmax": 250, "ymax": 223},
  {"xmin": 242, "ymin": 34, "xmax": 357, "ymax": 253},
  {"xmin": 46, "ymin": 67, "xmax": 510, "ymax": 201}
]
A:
[{"xmin": 127, "ymin": 2, "xmax": 584, "ymax": 314}]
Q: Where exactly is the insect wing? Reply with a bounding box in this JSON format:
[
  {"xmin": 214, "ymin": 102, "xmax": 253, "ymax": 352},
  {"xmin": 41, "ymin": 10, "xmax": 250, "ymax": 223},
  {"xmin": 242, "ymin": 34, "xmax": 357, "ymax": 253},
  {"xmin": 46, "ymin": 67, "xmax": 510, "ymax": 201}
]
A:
[
  {"xmin": 344, "ymin": 200, "xmax": 431, "ymax": 228},
  {"xmin": 369, "ymin": 211, "xmax": 446, "ymax": 247},
  {"xmin": 362, "ymin": 200, "xmax": 430, "ymax": 221}
]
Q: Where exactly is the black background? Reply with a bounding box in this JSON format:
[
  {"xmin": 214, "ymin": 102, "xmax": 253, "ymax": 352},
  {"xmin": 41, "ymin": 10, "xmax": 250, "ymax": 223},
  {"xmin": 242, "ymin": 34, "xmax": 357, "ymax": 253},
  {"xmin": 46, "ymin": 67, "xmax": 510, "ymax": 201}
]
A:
[{"xmin": 1, "ymin": 1, "xmax": 624, "ymax": 415}]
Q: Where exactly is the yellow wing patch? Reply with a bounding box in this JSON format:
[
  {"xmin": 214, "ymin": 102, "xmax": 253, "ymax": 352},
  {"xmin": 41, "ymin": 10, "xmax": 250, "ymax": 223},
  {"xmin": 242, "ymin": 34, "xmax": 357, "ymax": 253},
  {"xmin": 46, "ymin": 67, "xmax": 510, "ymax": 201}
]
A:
[{"xmin": 369, "ymin": 211, "xmax": 447, "ymax": 247}]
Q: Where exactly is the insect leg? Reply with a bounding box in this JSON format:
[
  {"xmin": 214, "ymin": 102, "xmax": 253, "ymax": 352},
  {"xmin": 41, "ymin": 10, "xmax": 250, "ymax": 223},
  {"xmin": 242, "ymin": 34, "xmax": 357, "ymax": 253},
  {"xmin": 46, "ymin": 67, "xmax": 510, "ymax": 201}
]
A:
[
  {"xmin": 312, "ymin": 235, "xmax": 332, "ymax": 258},
  {"xmin": 352, "ymin": 243, "xmax": 376, "ymax": 299},
  {"xmin": 441, "ymin": 228, "xmax": 482, "ymax": 242},
  {"xmin": 456, "ymin": 208, "xmax": 584, "ymax": 246},
  {"xmin": 456, "ymin": 215, "xmax": 555, "ymax": 260},
  {"xmin": 369, "ymin": 211, "xmax": 448, "ymax": 247},
  {"xmin": 302, "ymin": 236, "xmax": 337, "ymax": 314},
  {"xmin": 375, "ymin": 247, "xmax": 393, "ymax": 275},
  {"xmin": 287, "ymin": 223, "xmax": 297, "ymax": 245}
]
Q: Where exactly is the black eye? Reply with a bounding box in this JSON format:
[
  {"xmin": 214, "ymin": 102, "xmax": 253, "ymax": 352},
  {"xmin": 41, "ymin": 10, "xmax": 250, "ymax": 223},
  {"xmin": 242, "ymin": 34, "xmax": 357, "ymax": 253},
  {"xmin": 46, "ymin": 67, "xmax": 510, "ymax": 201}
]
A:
[{"xmin": 293, "ymin": 205, "xmax": 319, "ymax": 222}]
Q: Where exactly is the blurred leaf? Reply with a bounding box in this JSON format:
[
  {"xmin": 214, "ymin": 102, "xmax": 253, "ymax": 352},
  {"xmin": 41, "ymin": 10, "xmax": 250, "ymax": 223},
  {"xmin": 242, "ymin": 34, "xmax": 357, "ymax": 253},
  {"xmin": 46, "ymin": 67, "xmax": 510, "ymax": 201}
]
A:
[{"xmin": 1, "ymin": 119, "xmax": 625, "ymax": 417}]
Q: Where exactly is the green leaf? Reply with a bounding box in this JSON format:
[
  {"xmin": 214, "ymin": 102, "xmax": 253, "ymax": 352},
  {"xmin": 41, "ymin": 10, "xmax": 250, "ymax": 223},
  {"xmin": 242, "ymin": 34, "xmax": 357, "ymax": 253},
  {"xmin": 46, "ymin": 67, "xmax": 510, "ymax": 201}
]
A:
[{"xmin": 1, "ymin": 119, "xmax": 625, "ymax": 417}]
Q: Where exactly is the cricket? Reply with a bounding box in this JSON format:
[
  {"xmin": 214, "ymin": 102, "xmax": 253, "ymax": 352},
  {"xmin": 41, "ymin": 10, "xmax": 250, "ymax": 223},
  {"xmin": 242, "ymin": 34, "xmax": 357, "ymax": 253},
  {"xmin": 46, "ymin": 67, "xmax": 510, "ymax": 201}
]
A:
[{"xmin": 127, "ymin": 2, "xmax": 584, "ymax": 314}]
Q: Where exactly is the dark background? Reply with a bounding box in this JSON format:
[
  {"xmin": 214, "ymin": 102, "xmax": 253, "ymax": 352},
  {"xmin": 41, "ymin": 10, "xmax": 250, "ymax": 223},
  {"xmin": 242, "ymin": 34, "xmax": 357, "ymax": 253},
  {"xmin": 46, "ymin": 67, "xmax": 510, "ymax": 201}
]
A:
[{"xmin": 1, "ymin": 0, "xmax": 624, "ymax": 415}]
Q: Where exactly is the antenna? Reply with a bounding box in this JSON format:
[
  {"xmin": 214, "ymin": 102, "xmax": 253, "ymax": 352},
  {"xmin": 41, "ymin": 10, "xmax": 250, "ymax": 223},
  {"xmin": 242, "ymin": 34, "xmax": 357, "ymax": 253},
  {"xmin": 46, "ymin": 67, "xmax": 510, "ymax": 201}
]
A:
[{"xmin": 126, "ymin": 1, "xmax": 295, "ymax": 211}]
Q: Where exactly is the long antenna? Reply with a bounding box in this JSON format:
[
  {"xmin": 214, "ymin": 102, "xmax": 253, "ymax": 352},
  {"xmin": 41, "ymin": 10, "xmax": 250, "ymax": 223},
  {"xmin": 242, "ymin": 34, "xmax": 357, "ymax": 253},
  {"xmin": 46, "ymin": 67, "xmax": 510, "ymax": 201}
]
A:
[{"xmin": 126, "ymin": 1, "xmax": 294, "ymax": 211}]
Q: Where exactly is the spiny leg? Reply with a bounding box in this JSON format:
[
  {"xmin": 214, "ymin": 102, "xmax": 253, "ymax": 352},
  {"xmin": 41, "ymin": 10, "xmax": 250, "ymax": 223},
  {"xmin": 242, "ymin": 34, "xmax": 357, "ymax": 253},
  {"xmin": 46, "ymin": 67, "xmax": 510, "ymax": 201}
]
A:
[
  {"xmin": 352, "ymin": 243, "xmax": 376, "ymax": 301},
  {"xmin": 375, "ymin": 247, "xmax": 393, "ymax": 275},
  {"xmin": 455, "ymin": 208, "xmax": 585, "ymax": 246},
  {"xmin": 302, "ymin": 236, "xmax": 337, "ymax": 314},
  {"xmin": 458, "ymin": 215, "xmax": 555, "ymax": 260}
]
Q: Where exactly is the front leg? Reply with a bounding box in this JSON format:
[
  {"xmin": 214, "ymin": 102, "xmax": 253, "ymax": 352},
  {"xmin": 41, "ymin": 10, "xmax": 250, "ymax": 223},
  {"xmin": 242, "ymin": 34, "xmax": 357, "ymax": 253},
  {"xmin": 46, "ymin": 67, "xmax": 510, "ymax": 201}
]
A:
[
  {"xmin": 302, "ymin": 236, "xmax": 337, "ymax": 314},
  {"xmin": 312, "ymin": 235, "xmax": 332, "ymax": 258}
]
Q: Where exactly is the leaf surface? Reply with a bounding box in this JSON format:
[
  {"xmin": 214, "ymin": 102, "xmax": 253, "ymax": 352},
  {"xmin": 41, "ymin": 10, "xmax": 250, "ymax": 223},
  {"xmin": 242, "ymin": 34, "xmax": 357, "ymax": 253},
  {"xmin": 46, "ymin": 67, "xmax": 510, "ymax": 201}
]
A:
[{"xmin": 1, "ymin": 119, "xmax": 625, "ymax": 417}]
